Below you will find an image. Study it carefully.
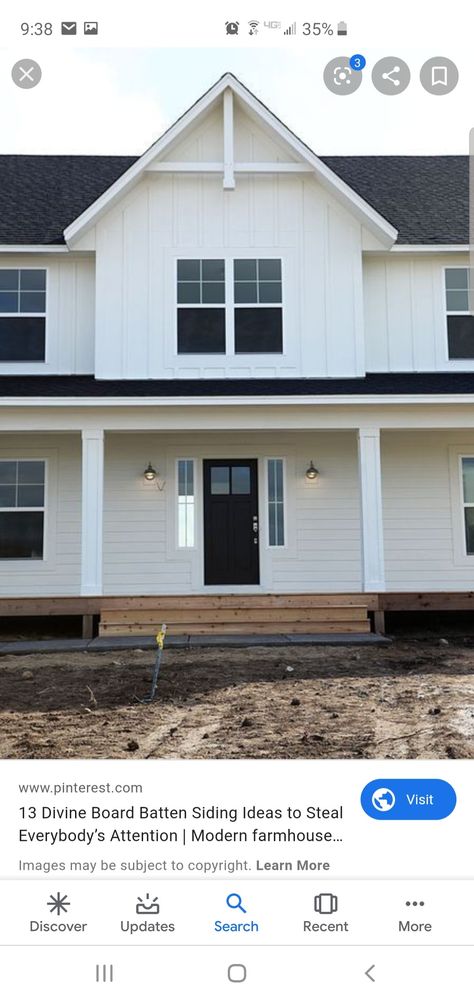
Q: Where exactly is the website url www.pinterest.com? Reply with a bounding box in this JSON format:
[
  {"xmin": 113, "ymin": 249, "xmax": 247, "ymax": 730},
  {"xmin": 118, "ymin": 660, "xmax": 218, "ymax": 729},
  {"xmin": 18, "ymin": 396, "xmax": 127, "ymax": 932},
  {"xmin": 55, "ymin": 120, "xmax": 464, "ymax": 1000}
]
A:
[{"xmin": 18, "ymin": 783, "xmax": 143, "ymax": 795}]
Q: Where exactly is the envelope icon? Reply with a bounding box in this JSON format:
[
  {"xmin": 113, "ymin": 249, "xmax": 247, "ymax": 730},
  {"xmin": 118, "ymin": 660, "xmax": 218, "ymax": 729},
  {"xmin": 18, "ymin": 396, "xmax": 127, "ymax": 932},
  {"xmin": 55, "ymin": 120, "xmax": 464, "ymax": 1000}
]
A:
[{"xmin": 61, "ymin": 21, "xmax": 77, "ymax": 34}]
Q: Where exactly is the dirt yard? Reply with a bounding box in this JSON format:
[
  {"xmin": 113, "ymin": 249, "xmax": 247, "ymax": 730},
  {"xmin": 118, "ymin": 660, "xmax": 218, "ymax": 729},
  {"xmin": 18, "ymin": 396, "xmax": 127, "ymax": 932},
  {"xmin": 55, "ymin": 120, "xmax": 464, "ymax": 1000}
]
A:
[{"xmin": 0, "ymin": 638, "xmax": 474, "ymax": 759}]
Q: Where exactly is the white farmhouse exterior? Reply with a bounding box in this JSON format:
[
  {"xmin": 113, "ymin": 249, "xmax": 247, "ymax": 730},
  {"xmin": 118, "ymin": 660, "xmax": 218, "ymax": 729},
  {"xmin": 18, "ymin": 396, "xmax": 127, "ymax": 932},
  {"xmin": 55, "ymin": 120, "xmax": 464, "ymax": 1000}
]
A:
[{"xmin": 1, "ymin": 74, "xmax": 473, "ymax": 635}]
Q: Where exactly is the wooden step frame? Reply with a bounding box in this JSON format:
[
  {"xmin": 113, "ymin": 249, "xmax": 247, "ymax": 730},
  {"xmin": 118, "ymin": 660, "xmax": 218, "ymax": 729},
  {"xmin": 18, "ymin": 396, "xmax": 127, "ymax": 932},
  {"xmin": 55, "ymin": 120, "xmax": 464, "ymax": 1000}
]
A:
[{"xmin": 98, "ymin": 593, "xmax": 371, "ymax": 637}]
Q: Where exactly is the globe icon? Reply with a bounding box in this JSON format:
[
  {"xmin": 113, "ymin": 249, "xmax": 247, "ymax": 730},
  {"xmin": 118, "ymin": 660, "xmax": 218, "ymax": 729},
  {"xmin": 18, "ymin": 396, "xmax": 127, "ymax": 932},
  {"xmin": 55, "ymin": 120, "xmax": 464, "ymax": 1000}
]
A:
[{"xmin": 372, "ymin": 787, "xmax": 396, "ymax": 812}]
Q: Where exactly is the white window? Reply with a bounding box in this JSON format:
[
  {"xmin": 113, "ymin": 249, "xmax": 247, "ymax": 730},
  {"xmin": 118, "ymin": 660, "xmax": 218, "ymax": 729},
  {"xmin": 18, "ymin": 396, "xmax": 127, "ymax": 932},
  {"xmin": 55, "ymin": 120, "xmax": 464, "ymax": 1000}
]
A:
[
  {"xmin": 234, "ymin": 259, "xmax": 283, "ymax": 354},
  {"xmin": 176, "ymin": 258, "xmax": 283, "ymax": 355},
  {"xmin": 0, "ymin": 460, "xmax": 45, "ymax": 559},
  {"xmin": 177, "ymin": 459, "xmax": 195, "ymax": 547},
  {"xmin": 177, "ymin": 260, "xmax": 225, "ymax": 354},
  {"xmin": 445, "ymin": 268, "xmax": 474, "ymax": 359},
  {"xmin": 0, "ymin": 269, "xmax": 46, "ymax": 362},
  {"xmin": 461, "ymin": 457, "xmax": 474, "ymax": 554},
  {"xmin": 267, "ymin": 458, "xmax": 285, "ymax": 546}
]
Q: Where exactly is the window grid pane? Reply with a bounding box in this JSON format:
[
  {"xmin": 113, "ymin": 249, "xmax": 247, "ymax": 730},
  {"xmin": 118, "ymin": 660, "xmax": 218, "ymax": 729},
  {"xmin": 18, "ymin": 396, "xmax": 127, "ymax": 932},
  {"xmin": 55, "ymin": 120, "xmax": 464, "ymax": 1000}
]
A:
[
  {"xmin": 234, "ymin": 259, "xmax": 282, "ymax": 305},
  {"xmin": 446, "ymin": 268, "xmax": 470, "ymax": 313},
  {"xmin": 0, "ymin": 270, "xmax": 46, "ymax": 314},
  {"xmin": 178, "ymin": 260, "xmax": 225, "ymax": 308},
  {"xmin": 268, "ymin": 459, "xmax": 285, "ymax": 546},
  {"xmin": 178, "ymin": 460, "xmax": 195, "ymax": 548},
  {"xmin": 0, "ymin": 460, "xmax": 45, "ymax": 509}
]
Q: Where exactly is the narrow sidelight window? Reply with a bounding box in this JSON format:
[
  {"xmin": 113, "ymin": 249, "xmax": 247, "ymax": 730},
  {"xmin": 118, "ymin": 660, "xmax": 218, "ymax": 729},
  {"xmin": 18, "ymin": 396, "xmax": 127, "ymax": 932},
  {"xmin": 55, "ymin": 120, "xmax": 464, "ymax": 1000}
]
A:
[
  {"xmin": 461, "ymin": 457, "xmax": 474, "ymax": 554},
  {"xmin": 445, "ymin": 268, "xmax": 474, "ymax": 359},
  {"xmin": 267, "ymin": 458, "xmax": 285, "ymax": 546},
  {"xmin": 0, "ymin": 269, "xmax": 46, "ymax": 361},
  {"xmin": 178, "ymin": 459, "xmax": 195, "ymax": 547},
  {"xmin": 177, "ymin": 260, "xmax": 225, "ymax": 353},
  {"xmin": 234, "ymin": 259, "xmax": 283, "ymax": 354},
  {"xmin": 0, "ymin": 459, "xmax": 45, "ymax": 558}
]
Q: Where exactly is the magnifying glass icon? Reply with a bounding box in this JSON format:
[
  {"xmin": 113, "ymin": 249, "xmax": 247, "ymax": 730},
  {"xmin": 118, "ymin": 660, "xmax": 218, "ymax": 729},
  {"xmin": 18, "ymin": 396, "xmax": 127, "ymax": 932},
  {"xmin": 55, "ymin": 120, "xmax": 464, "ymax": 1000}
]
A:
[{"xmin": 226, "ymin": 892, "xmax": 247, "ymax": 914}]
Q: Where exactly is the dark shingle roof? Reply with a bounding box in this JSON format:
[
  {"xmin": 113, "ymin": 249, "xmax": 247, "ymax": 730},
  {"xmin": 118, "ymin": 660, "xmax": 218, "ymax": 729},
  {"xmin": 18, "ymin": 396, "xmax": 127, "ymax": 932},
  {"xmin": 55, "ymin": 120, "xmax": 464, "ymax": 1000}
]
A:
[
  {"xmin": 1, "ymin": 373, "xmax": 474, "ymax": 397},
  {"xmin": 0, "ymin": 154, "xmax": 468, "ymax": 246}
]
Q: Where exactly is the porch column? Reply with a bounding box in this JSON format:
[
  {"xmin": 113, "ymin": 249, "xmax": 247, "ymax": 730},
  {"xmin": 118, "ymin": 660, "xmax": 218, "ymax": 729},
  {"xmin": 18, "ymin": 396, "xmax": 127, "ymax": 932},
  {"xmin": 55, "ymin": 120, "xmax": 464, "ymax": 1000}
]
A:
[
  {"xmin": 81, "ymin": 429, "xmax": 104, "ymax": 595},
  {"xmin": 357, "ymin": 427, "xmax": 385, "ymax": 592}
]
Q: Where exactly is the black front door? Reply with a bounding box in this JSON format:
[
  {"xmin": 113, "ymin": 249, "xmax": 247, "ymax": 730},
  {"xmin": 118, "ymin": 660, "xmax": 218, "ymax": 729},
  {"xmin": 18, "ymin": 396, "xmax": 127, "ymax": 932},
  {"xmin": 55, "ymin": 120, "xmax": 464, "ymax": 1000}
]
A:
[{"xmin": 203, "ymin": 459, "xmax": 259, "ymax": 585}]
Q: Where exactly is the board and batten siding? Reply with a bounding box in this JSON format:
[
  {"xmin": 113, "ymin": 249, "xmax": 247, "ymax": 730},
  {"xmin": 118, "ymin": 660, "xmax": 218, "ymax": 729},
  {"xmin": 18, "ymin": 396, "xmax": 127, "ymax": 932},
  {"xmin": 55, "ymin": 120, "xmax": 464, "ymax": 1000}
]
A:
[
  {"xmin": 0, "ymin": 255, "xmax": 95, "ymax": 375},
  {"xmin": 93, "ymin": 105, "xmax": 366, "ymax": 380},
  {"xmin": 102, "ymin": 432, "xmax": 361, "ymax": 594},
  {"xmin": 0, "ymin": 434, "xmax": 81, "ymax": 595},
  {"xmin": 364, "ymin": 253, "xmax": 471, "ymax": 373}
]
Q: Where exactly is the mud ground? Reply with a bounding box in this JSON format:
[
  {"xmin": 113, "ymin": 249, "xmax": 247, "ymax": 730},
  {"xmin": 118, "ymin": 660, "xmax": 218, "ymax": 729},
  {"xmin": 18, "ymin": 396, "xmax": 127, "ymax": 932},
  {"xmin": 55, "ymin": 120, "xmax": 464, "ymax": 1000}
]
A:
[{"xmin": 1, "ymin": 637, "xmax": 473, "ymax": 759}]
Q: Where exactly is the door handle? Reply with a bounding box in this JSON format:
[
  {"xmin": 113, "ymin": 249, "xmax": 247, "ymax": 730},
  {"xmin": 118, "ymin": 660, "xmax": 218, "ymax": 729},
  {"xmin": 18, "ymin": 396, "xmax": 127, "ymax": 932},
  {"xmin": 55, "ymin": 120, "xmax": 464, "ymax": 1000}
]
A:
[{"xmin": 252, "ymin": 517, "xmax": 259, "ymax": 533}]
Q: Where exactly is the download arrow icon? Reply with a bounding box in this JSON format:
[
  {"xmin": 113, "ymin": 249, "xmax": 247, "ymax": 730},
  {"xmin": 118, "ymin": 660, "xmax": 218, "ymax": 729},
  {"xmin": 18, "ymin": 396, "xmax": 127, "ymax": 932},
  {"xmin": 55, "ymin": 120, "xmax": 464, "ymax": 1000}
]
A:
[{"xmin": 365, "ymin": 965, "xmax": 376, "ymax": 982}]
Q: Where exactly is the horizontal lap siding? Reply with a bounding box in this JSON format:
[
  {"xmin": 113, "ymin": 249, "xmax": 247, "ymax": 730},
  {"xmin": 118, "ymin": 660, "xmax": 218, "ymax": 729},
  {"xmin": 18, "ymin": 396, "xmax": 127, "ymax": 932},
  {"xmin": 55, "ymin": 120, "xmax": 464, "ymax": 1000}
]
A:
[
  {"xmin": 0, "ymin": 434, "xmax": 81, "ymax": 595},
  {"xmin": 102, "ymin": 432, "xmax": 361, "ymax": 595},
  {"xmin": 102, "ymin": 436, "xmax": 191, "ymax": 594},
  {"xmin": 382, "ymin": 431, "xmax": 474, "ymax": 589}
]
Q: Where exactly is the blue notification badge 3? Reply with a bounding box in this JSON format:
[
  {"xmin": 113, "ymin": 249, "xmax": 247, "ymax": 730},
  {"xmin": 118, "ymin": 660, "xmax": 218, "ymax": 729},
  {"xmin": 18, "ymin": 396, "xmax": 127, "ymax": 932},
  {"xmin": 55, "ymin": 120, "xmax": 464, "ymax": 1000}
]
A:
[{"xmin": 361, "ymin": 779, "xmax": 456, "ymax": 820}]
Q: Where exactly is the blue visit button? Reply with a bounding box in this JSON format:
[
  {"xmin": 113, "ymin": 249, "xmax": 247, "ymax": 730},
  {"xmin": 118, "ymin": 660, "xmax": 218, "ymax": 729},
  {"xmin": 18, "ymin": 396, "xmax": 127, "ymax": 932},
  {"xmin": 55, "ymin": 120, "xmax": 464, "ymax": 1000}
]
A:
[{"xmin": 361, "ymin": 779, "xmax": 456, "ymax": 820}]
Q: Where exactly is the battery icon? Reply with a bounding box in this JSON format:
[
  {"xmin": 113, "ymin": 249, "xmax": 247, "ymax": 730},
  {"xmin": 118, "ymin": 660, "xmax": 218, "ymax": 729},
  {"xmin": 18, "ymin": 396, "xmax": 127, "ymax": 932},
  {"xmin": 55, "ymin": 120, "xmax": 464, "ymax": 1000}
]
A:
[
  {"xmin": 337, "ymin": 21, "xmax": 348, "ymax": 35},
  {"xmin": 314, "ymin": 893, "xmax": 338, "ymax": 914}
]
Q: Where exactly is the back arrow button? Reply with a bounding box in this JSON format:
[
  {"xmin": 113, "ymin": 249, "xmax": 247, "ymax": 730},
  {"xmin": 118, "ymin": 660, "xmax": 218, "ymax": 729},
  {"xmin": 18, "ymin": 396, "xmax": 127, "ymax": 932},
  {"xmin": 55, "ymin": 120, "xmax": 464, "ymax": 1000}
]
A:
[{"xmin": 365, "ymin": 965, "xmax": 376, "ymax": 982}]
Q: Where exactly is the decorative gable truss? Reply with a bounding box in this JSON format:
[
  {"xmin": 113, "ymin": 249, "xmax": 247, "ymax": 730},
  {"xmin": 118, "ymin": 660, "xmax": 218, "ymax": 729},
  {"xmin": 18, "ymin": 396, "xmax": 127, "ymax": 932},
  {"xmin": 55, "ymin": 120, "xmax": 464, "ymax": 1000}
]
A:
[{"xmin": 64, "ymin": 73, "xmax": 397, "ymax": 251}]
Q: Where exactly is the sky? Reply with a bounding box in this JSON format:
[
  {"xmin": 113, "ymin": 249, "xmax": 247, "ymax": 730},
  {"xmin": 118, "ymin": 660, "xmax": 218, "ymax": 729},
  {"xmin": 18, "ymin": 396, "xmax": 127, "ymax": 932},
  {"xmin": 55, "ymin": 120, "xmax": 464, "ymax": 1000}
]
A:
[{"xmin": 0, "ymin": 45, "xmax": 472, "ymax": 157}]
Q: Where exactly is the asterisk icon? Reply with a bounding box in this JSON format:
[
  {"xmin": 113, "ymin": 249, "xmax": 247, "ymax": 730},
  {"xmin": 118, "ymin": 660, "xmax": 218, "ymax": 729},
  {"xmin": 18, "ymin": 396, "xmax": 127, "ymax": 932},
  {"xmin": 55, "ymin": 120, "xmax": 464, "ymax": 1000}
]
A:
[{"xmin": 47, "ymin": 892, "xmax": 70, "ymax": 915}]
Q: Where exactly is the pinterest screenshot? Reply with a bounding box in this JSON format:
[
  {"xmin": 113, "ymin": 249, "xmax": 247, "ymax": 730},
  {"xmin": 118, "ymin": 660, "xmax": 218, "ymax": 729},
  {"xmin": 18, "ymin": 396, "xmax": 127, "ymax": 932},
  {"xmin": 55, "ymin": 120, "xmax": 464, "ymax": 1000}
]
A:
[{"xmin": 0, "ymin": 2, "xmax": 473, "ymax": 996}]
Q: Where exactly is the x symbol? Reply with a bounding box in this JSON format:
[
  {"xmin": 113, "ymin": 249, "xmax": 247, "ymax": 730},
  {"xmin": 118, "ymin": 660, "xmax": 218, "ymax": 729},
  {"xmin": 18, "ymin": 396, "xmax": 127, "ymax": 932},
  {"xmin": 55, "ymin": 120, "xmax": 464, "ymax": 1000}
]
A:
[{"xmin": 19, "ymin": 65, "xmax": 35, "ymax": 82}]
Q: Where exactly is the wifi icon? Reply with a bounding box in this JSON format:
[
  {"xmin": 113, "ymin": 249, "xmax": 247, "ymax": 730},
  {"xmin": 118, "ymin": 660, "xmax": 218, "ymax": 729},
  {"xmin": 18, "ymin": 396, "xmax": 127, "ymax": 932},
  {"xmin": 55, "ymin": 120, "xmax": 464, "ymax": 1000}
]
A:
[{"xmin": 248, "ymin": 20, "xmax": 259, "ymax": 35}]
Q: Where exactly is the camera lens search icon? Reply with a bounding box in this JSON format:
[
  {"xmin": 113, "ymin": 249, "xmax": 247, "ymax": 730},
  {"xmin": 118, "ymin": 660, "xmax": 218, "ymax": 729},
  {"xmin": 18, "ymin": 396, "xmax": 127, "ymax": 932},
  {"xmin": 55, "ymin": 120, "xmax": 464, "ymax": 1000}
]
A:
[{"xmin": 371, "ymin": 787, "xmax": 396, "ymax": 812}]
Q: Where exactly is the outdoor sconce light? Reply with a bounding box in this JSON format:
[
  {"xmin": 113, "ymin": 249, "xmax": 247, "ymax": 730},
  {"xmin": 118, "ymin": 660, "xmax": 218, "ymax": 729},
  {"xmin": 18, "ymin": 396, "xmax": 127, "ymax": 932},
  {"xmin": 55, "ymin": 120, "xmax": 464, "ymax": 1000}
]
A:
[
  {"xmin": 305, "ymin": 460, "xmax": 319, "ymax": 481},
  {"xmin": 143, "ymin": 462, "xmax": 158, "ymax": 481}
]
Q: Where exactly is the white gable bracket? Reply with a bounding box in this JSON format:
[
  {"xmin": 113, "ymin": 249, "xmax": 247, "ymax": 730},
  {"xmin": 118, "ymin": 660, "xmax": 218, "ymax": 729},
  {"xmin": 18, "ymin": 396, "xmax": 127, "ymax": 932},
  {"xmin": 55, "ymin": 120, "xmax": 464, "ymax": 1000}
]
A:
[{"xmin": 223, "ymin": 88, "xmax": 235, "ymax": 190}]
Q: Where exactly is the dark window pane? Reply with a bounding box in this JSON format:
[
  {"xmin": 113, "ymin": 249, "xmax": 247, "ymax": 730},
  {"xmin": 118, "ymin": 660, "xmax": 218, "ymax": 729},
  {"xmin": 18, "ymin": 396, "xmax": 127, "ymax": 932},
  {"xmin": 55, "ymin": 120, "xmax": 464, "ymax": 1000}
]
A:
[
  {"xmin": 448, "ymin": 315, "xmax": 474, "ymax": 358},
  {"xmin": 0, "ymin": 317, "xmax": 45, "ymax": 361},
  {"xmin": 177, "ymin": 260, "xmax": 200, "ymax": 281},
  {"xmin": 18, "ymin": 461, "xmax": 44, "ymax": 485},
  {"xmin": 234, "ymin": 281, "xmax": 257, "ymax": 304},
  {"xmin": 20, "ymin": 269, "xmax": 46, "ymax": 291},
  {"xmin": 211, "ymin": 466, "xmax": 230, "ymax": 494},
  {"xmin": 234, "ymin": 259, "xmax": 257, "ymax": 281},
  {"xmin": 446, "ymin": 268, "xmax": 468, "ymax": 290},
  {"xmin": 0, "ymin": 291, "xmax": 18, "ymax": 312},
  {"xmin": 235, "ymin": 308, "xmax": 283, "ymax": 353},
  {"xmin": 465, "ymin": 507, "xmax": 474, "ymax": 555},
  {"xmin": 231, "ymin": 466, "xmax": 251, "ymax": 494},
  {"xmin": 177, "ymin": 282, "xmax": 200, "ymax": 304},
  {"xmin": 0, "ymin": 270, "xmax": 18, "ymax": 291},
  {"xmin": 177, "ymin": 308, "xmax": 225, "ymax": 354},
  {"xmin": 178, "ymin": 459, "xmax": 193, "ymax": 497},
  {"xmin": 0, "ymin": 461, "xmax": 17, "ymax": 484},
  {"xmin": 259, "ymin": 281, "xmax": 282, "ymax": 303},
  {"xmin": 0, "ymin": 511, "xmax": 44, "ymax": 559},
  {"xmin": 17, "ymin": 484, "xmax": 44, "ymax": 507},
  {"xmin": 0, "ymin": 485, "xmax": 16, "ymax": 507},
  {"xmin": 463, "ymin": 458, "xmax": 474, "ymax": 503},
  {"xmin": 19, "ymin": 291, "xmax": 46, "ymax": 313},
  {"xmin": 202, "ymin": 282, "xmax": 225, "ymax": 304},
  {"xmin": 259, "ymin": 259, "xmax": 281, "ymax": 281},
  {"xmin": 202, "ymin": 259, "xmax": 225, "ymax": 281}
]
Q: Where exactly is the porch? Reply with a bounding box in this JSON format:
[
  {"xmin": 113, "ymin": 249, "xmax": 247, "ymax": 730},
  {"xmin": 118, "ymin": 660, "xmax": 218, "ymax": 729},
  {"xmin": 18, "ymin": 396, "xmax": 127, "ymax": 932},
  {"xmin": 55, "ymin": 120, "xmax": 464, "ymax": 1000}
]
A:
[{"xmin": 1, "ymin": 413, "xmax": 474, "ymax": 638}]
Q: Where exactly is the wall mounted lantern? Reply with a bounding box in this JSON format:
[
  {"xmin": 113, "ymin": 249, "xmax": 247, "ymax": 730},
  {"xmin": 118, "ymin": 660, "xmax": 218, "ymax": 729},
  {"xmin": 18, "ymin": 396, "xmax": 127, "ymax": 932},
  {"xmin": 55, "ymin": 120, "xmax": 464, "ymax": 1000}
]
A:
[
  {"xmin": 305, "ymin": 461, "xmax": 319, "ymax": 481},
  {"xmin": 143, "ymin": 462, "xmax": 158, "ymax": 481}
]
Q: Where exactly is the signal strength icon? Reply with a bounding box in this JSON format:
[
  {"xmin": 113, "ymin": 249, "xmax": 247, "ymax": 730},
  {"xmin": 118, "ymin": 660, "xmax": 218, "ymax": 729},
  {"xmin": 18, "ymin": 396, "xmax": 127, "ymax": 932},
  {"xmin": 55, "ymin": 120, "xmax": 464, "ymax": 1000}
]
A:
[
  {"xmin": 284, "ymin": 22, "xmax": 296, "ymax": 35},
  {"xmin": 248, "ymin": 20, "xmax": 259, "ymax": 35}
]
